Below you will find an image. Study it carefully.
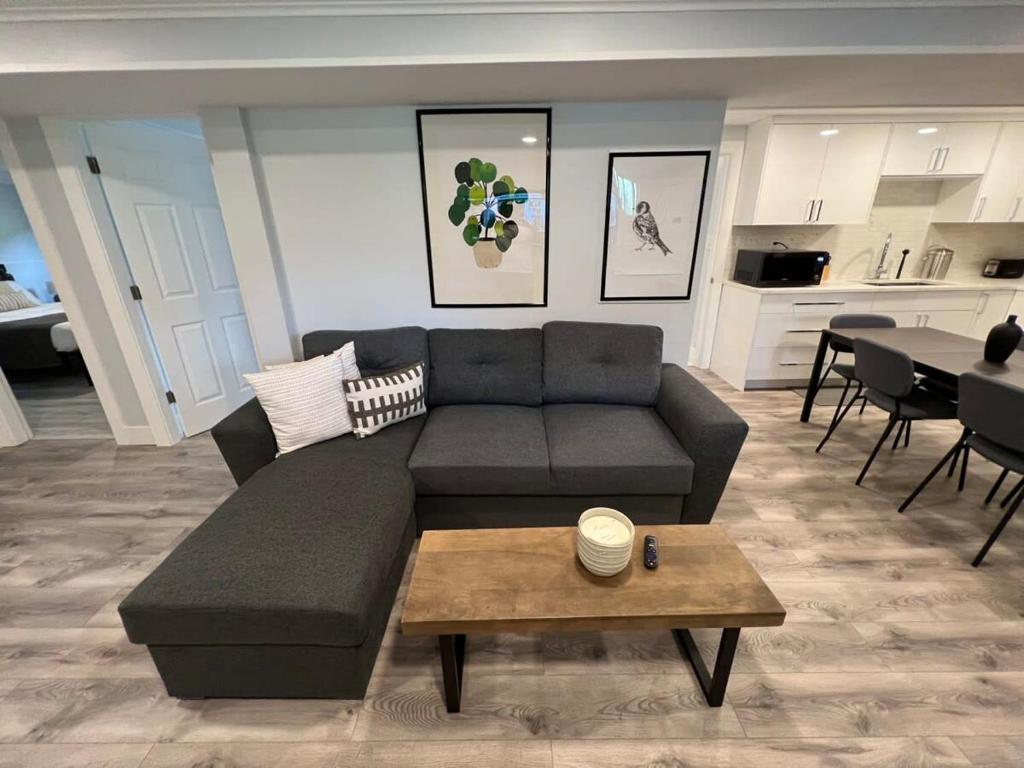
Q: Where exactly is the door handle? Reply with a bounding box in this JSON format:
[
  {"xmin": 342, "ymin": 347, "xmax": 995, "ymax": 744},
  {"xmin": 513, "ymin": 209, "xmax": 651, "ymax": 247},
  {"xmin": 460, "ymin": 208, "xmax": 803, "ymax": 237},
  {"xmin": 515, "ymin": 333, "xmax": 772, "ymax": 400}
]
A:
[
  {"xmin": 974, "ymin": 195, "xmax": 987, "ymax": 222},
  {"xmin": 977, "ymin": 293, "xmax": 990, "ymax": 315}
]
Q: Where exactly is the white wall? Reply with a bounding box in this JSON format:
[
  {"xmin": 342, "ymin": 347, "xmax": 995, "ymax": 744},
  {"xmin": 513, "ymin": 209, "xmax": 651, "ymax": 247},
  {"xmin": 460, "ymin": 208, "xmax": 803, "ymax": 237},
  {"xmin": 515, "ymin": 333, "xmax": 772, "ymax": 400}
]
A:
[
  {"xmin": 247, "ymin": 101, "xmax": 725, "ymax": 364},
  {"xmin": 0, "ymin": 181, "xmax": 53, "ymax": 301}
]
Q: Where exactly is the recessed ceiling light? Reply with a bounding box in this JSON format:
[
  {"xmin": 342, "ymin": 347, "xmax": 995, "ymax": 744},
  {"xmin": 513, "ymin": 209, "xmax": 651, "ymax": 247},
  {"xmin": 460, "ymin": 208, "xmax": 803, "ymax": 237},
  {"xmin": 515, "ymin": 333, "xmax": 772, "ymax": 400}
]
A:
[
  {"xmin": 521, "ymin": 136, "xmax": 538, "ymax": 144},
  {"xmin": 917, "ymin": 127, "xmax": 939, "ymax": 135},
  {"xmin": 819, "ymin": 128, "xmax": 840, "ymax": 137}
]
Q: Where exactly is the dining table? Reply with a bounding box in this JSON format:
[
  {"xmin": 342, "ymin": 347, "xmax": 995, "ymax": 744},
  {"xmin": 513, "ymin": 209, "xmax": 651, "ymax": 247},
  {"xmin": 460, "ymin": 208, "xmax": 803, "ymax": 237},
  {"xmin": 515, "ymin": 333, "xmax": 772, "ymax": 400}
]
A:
[{"xmin": 800, "ymin": 326, "xmax": 1024, "ymax": 423}]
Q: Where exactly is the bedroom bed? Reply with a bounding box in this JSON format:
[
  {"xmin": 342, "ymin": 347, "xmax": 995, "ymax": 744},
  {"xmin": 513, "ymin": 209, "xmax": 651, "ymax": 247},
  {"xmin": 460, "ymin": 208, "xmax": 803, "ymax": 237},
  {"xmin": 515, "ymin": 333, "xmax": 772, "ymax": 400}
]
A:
[{"xmin": 0, "ymin": 282, "xmax": 89, "ymax": 384}]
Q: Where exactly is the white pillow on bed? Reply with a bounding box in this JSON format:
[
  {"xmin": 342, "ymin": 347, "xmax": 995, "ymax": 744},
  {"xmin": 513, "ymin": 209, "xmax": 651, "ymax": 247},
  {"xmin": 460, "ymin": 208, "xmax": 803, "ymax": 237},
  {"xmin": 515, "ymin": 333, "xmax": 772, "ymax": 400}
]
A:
[
  {"xmin": 0, "ymin": 290, "xmax": 38, "ymax": 313},
  {"xmin": 0, "ymin": 282, "xmax": 41, "ymax": 308},
  {"xmin": 244, "ymin": 342, "xmax": 361, "ymax": 455}
]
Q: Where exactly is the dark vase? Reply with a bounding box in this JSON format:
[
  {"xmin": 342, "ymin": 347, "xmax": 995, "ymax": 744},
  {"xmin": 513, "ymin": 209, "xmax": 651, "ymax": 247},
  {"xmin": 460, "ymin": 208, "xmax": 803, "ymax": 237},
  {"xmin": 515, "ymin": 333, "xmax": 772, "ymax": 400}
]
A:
[{"xmin": 984, "ymin": 314, "xmax": 1022, "ymax": 364}]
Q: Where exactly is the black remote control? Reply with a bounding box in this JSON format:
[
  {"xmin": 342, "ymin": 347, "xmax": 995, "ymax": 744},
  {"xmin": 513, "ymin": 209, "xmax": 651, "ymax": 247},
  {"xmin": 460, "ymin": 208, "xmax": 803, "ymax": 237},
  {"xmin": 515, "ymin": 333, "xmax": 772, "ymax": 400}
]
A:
[{"xmin": 643, "ymin": 535, "xmax": 658, "ymax": 570}]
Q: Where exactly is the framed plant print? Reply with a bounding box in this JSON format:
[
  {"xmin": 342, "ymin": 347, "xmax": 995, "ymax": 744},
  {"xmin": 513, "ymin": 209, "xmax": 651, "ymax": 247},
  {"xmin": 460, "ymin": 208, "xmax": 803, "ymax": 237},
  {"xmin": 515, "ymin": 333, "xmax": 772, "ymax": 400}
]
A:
[
  {"xmin": 600, "ymin": 150, "xmax": 711, "ymax": 302},
  {"xmin": 416, "ymin": 108, "xmax": 551, "ymax": 308}
]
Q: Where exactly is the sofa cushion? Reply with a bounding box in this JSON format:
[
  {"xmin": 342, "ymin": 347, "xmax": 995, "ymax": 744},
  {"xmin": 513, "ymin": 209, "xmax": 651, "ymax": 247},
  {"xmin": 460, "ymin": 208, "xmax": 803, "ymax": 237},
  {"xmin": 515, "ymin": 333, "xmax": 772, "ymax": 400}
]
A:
[
  {"xmin": 302, "ymin": 326, "xmax": 429, "ymax": 396},
  {"xmin": 119, "ymin": 417, "xmax": 424, "ymax": 649},
  {"xmin": 408, "ymin": 405, "xmax": 550, "ymax": 495},
  {"xmin": 544, "ymin": 404, "xmax": 693, "ymax": 495},
  {"xmin": 428, "ymin": 328, "xmax": 542, "ymax": 407},
  {"xmin": 543, "ymin": 321, "xmax": 663, "ymax": 405}
]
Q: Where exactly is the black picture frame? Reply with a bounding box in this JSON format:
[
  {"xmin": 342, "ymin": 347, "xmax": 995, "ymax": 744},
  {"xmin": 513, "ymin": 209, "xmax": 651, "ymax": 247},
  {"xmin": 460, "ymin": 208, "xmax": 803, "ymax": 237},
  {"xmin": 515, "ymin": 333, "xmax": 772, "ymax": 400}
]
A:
[
  {"xmin": 415, "ymin": 107, "xmax": 553, "ymax": 308},
  {"xmin": 599, "ymin": 150, "xmax": 711, "ymax": 302}
]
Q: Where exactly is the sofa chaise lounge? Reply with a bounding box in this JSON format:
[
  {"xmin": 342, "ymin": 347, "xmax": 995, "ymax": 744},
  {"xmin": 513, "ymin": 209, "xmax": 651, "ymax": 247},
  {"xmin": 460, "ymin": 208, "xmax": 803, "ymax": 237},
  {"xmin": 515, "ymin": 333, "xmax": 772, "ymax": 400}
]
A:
[{"xmin": 119, "ymin": 322, "xmax": 748, "ymax": 699}]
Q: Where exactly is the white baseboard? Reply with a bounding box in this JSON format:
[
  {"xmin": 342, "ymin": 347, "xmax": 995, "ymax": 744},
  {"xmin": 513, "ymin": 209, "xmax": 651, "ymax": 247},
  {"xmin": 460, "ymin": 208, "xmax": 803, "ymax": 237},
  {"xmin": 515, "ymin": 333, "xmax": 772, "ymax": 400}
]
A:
[{"xmin": 112, "ymin": 424, "xmax": 158, "ymax": 446}]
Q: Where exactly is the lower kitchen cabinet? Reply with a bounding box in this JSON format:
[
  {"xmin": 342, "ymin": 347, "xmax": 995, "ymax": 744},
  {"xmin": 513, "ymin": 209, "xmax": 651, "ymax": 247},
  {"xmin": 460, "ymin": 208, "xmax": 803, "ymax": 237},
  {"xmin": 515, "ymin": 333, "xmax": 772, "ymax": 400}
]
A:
[{"xmin": 709, "ymin": 282, "xmax": 1018, "ymax": 390}]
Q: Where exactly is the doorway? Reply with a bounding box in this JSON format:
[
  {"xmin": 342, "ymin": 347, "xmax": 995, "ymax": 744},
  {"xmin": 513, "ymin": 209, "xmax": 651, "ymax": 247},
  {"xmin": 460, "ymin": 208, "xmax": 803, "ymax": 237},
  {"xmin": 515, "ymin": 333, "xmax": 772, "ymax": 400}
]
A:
[
  {"xmin": 0, "ymin": 159, "xmax": 109, "ymax": 440},
  {"xmin": 79, "ymin": 119, "xmax": 259, "ymax": 437}
]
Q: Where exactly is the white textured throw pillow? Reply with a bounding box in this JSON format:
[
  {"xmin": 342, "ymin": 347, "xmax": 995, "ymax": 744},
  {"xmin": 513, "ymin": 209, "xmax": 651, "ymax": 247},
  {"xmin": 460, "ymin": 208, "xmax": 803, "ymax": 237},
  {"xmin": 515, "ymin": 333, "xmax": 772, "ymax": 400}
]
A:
[
  {"xmin": 266, "ymin": 342, "xmax": 360, "ymax": 379},
  {"xmin": 244, "ymin": 343, "xmax": 361, "ymax": 455},
  {"xmin": 343, "ymin": 361, "xmax": 426, "ymax": 439}
]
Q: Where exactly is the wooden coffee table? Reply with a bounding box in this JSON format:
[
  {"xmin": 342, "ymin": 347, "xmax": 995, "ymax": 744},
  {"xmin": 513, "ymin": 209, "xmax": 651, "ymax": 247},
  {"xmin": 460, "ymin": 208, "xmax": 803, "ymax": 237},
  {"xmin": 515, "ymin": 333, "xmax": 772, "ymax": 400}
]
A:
[{"xmin": 401, "ymin": 524, "xmax": 785, "ymax": 712}]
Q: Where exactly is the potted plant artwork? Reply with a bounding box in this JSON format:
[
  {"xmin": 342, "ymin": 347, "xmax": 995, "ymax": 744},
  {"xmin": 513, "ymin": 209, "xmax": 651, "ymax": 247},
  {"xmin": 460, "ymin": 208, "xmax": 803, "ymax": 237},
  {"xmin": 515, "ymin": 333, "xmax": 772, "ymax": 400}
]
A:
[{"xmin": 447, "ymin": 158, "xmax": 529, "ymax": 269}]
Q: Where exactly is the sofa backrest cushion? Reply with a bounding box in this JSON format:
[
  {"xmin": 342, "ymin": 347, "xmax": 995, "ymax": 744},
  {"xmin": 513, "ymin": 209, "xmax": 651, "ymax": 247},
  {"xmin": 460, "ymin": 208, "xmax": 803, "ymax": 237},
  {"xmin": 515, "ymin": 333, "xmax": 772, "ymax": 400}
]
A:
[
  {"xmin": 302, "ymin": 327, "xmax": 429, "ymax": 394},
  {"xmin": 428, "ymin": 328, "xmax": 542, "ymax": 406},
  {"xmin": 543, "ymin": 321, "xmax": 663, "ymax": 405}
]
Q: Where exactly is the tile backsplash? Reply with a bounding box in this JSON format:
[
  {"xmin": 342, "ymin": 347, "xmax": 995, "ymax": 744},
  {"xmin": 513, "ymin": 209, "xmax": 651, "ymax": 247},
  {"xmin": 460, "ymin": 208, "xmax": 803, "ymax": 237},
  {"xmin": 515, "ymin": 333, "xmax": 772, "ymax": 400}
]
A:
[{"xmin": 729, "ymin": 179, "xmax": 1023, "ymax": 283}]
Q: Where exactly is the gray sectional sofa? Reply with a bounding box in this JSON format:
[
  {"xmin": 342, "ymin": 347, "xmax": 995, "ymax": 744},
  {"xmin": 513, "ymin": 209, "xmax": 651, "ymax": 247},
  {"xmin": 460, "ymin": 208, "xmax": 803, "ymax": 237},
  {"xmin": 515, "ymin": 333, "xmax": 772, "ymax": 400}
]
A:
[{"xmin": 119, "ymin": 322, "xmax": 748, "ymax": 699}]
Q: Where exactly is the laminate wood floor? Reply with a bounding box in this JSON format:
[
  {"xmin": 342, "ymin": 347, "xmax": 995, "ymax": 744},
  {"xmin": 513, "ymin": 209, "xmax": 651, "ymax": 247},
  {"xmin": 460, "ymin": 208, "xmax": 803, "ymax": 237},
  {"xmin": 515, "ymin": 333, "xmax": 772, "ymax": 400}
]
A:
[
  {"xmin": 1, "ymin": 371, "xmax": 1022, "ymax": 767},
  {"xmin": 10, "ymin": 374, "xmax": 111, "ymax": 440}
]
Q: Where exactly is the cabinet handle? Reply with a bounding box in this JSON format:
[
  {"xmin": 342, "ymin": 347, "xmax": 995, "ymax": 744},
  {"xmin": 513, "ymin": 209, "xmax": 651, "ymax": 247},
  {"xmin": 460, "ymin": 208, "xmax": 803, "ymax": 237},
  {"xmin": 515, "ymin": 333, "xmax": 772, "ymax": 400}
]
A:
[
  {"xmin": 938, "ymin": 147, "xmax": 950, "ymax": 171},
  {"xmin": 928, "ymin": 147, "xmax": 940, "ymax": 172},
  {"xmin": 785, "ymin": 329, "xmax": 824, "ymax": 333},
  {"xmin": 814, "ymin": 199, "xmax": 823, "ymax": 222},
  {"xmin": 922, "ymin": 313, "xmax": 930, "ymax": 327},
  {"xmin": 974, "ymin": 195, "xmax": 987, "ymax": 222},
  {"xmin": 977, "ymin": 293, "xmax": 990, "ymax": 315},
  {"xmin": 794, "ymin": 301, "xmax": 845, "ymax": 306},
  {"xmin": 805, "ymin": 199, "xmax": 815, "ymax": 222},
  {"xmin": 778, "ymin": 362, "xmax": 812, "ymax": 367},
  {"xmin": 1011, "ymin": 196, "xmax": 1022, "ymax": 222}
]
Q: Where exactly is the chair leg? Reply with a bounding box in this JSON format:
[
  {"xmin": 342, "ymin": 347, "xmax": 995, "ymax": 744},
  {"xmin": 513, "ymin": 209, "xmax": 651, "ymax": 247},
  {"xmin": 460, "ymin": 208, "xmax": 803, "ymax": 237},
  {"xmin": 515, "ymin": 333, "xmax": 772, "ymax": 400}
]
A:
[
  {"xmin": 1002, "ymin": 477, "xmax": 1024, "ymax": 508},
  {"xmin": 985, "ymin": 469, "xmax": 1010, "ymax": 505},
  {"xmin": 948, "ymin": 444, "xmax": 961, "ymax": 478},
  {"xmin": 816, "ymin": 351, "xmax": 839, "ymax": 393},
  {"xmin": 856, "ymin": 415, "xmax": 898, "ymax": 486},
  {"xmin": 891, "ymin": 420, "xmax": 906, "ymax": 451},
  {"xmin": 816, "ymin": 379, "xmax": 856, "ymax": 454},
  {"xmin": 899, "ymin": 428, "xmax": 969, "ymax": 513},
  {"xmin": 958, "ymin": 445, "xmax": 970, "ymax": 492},
  {"xmin": 904, "ymin": 420, "xmax": 911, "ymax": 447},
  {"xmin": 973, "ymin": 484, "xmax": 1024, "ymax": 567}
]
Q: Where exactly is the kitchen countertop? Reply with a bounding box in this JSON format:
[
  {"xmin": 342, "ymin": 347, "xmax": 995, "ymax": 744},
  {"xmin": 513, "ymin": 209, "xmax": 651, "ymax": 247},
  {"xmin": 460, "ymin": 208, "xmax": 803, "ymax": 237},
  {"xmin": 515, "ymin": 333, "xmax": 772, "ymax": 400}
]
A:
[{"xmin": 726, "ymin": 279, "xmax": 1024, "ymax": 295}]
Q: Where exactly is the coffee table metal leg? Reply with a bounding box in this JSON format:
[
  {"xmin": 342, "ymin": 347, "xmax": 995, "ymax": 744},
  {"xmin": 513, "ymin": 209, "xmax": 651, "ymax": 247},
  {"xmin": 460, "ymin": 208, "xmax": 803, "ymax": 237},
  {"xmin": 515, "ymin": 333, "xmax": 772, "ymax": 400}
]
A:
[
  {"xmin": 673, "ymin": 627, "xmax": 741, "ymax": 707},
  {"xmin": 439, "ymin": 634, "xmax": 466, "ymax": 713}
]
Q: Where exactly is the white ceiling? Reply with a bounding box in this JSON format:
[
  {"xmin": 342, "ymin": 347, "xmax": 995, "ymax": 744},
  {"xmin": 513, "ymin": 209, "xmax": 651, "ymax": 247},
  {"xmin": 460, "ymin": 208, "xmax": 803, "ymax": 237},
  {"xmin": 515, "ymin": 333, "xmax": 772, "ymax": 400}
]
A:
[
  {"xmin": 1, "ymin": 1, "xmax": 1023, "ymax": 117},
  {"xmin": 2, "ymin": 54, "xmax": 1024, "ymax": 118}
]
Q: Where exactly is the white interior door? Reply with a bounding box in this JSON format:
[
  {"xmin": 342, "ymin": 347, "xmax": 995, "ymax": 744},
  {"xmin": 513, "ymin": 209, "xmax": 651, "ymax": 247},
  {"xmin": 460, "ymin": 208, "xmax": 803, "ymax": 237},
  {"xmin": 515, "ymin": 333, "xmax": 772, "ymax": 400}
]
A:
[{"xmin": 83, "ymin": 122, "xmax": 259, "ymax": 436}]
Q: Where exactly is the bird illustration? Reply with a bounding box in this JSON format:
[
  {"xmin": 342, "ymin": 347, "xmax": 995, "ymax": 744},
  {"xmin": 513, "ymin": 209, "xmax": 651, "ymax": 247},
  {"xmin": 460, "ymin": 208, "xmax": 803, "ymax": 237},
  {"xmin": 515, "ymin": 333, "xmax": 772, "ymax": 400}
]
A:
[{"xmin": 632, "ymin": 201, "xmax": 672, "ymax": 255}]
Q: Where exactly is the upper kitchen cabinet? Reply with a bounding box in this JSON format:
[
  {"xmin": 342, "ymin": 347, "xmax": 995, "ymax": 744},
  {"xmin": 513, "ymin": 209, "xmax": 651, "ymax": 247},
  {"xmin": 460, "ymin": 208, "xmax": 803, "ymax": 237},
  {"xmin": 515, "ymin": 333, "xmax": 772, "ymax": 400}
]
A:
[
  {"xmin": 734, "ymin": 120, "xmax": 890, "ymax": 226},
  {"xmin": 933, "ymin": 122, "xmax": 1024, "ymax": 223},
  {"xmin": 881, "ymin": 121, "xmax": 999, "ymax": 177}
]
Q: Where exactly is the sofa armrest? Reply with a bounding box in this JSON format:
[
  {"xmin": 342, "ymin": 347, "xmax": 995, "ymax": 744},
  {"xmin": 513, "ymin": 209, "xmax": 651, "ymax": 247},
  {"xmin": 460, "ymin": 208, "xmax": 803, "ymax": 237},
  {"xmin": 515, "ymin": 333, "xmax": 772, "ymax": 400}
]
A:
[
  {"xmin": 210, "ymin": 397, "xmax": 277, "ymax": 487},
  {"xmin": 655, "ymin": 364, "xmax": 748, "ymax": 524}
]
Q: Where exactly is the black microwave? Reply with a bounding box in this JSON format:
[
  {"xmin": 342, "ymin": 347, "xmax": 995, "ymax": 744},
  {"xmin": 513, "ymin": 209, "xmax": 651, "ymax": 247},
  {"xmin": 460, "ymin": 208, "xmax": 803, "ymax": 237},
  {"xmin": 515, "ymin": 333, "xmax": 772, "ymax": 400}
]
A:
[{"xmin": 733, "ymin": 249, "xmax": 831, "ymax": 287}]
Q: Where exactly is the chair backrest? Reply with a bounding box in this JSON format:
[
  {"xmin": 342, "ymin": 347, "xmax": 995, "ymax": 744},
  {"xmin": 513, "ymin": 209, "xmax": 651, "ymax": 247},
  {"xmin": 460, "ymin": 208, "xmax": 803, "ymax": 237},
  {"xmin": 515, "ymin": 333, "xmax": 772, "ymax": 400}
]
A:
[
  {"xmin": 829, "ymin": 313, "xmax": 896, "ymax": 352},
  {"xmin": 959, "ymin": 372, "xmax": 1024, "ymax": 454},
  {"xmin": 853, "ymin": 338, "xmax": 916, "ymax": 399}
]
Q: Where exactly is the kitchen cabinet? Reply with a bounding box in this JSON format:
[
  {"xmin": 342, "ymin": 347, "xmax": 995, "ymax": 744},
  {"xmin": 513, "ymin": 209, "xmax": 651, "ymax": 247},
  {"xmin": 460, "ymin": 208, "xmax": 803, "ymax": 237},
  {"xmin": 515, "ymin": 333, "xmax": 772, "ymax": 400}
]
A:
[
  {"xmin": 709, "ymin": 283, "xmax": 1019, "ymax": 390},
  {"xmin": 734, "ymin": 120, "xmax": 890, "ymax": 225},
  {"xmin": 968, "ymin": 290, "xmax": 1015, "ymax": 338},
  {"xmin": 933, "ymin": 122, "xmax": 1024, "ymax": 223},
  {"xmin": 881, "ymin": 122, "xmax": 999, "ymax": 177}
]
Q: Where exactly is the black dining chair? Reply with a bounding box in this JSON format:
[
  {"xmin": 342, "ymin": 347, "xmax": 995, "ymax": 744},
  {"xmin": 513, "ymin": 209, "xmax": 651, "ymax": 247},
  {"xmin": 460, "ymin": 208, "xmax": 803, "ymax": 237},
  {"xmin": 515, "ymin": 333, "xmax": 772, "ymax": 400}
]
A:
[
  {"xmin": 815, "ymin": 313, "xmax": 896, "ymax": 453},
  {"xmin": 850, "ymin": 338, "xmax": 958, "ymax": 486},
  {"xmin": 899, "ymin": 372, "xmax": 1024, "ymax": 566}
]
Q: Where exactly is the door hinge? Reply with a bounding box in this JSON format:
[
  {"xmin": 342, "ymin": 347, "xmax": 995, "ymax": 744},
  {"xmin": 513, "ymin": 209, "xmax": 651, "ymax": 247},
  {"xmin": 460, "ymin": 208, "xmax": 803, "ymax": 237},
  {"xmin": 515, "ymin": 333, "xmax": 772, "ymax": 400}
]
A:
[
  {"xmin": 129, "ymin": 285, "xmax": 142, "ymax": 301},
  {"xmin": 165, "ymin": 391, "xmax": 177, "ymax": 405},
  {"xmin": 86, "ymin": 156, "xmax": 101, "ymax": 174}
]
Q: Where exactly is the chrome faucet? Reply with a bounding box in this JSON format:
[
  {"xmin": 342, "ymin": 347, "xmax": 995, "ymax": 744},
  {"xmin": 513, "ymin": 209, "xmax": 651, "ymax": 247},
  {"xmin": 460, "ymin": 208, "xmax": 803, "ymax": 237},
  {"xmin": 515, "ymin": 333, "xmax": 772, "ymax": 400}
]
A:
[{"xmin": 874, "ymin": 233, "xmax": 892, "ymax": 279}]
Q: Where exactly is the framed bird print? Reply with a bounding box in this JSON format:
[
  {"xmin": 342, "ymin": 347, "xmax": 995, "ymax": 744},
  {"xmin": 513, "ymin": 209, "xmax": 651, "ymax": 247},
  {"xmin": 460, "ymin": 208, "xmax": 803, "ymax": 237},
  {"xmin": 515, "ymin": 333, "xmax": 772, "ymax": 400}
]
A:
[
  {"xmin": 416, "ymin": 108, "xmax": 551, "ymax": 307},
  {"xmin": 599, "ymin": 150, "xmax": 711, "ymax": 302}
]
